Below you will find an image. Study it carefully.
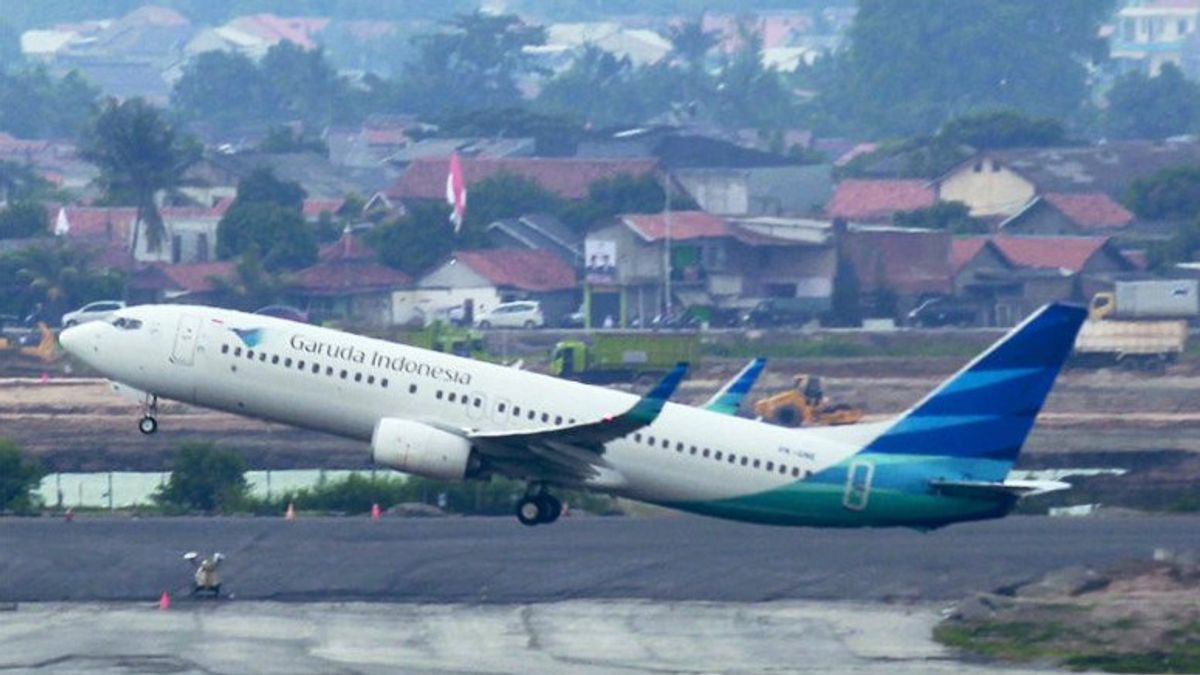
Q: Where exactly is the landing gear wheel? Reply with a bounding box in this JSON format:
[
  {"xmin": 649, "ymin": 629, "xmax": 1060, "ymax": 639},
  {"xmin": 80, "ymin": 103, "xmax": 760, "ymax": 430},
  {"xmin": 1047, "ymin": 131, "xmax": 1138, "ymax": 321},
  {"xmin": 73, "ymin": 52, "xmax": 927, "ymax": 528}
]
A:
[
  {"xmin": 538, "ymin": 495, "xmax": 562, "ymax": 524},
  {"xmin": 516, "ymin": 497, "xmax": 543, "ymax": 526},
  {"xmin": 138, "ymin": 415, "xmax": 158, "ymax": 435}
]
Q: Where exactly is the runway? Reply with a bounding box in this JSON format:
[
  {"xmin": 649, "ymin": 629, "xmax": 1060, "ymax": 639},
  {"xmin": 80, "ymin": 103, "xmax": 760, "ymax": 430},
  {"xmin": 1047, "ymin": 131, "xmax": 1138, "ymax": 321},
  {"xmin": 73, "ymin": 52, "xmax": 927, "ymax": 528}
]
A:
[{"xmin": 1, "ymin": 514, "xmax": 1196, "ymax": 603}]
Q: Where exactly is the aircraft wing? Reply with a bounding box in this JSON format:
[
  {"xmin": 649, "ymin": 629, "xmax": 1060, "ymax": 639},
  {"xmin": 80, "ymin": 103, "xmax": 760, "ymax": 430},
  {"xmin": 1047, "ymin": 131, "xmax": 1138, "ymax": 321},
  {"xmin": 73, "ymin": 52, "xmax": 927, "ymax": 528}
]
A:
[
  {"xmin": 703, "ymin": 357, "xmax": 765, "ymax": 415},
  {"xmin": 467, "ymin": 363, "xmax": 688, "ymax": 482}
]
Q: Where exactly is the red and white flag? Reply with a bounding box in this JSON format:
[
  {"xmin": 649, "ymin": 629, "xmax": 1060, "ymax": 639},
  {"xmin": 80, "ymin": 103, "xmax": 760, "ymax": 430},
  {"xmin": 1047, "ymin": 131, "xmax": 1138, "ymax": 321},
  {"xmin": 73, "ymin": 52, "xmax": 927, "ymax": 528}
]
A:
[{"xmin": 446, "ymin": 152, "xmax": 467, "ymax": 233}]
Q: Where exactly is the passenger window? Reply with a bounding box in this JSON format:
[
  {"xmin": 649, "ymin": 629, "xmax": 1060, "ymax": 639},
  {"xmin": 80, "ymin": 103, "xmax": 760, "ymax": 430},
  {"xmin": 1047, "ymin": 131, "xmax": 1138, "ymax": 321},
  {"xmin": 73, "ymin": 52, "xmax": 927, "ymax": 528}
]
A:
[
  {"xmin": 474, "ymin": 398, "xmax": 482, "ymax": 408},
  {"xmin": 541, "ymin": 413, "xmax": 549, "ymax": 422},
  {"xmin": 714, "ymin": 451, "xmax": 722, "ymax": 460},
  {"xmin": 311, "ymin": 363, "xmax": 319, "ymax": 374},
  {"xmin": 367, "ymin": 375, "xmax": 375, "ymax": 384},
  {"xmin": 766, "ymin": 461, "xmax": 773, "ymax": 471},
  {"xmin": 753, "ymin": 459, "xmax": 761, "ymax": 469},
  {"xmin": 221, "ymin": 344, "xmax": 229, "ymax": 354},
  {"xmin": 462, "ymin": 396, "xmax": 469, "ymax": 406},
  {"xmin": 436, "ymin": 391, "xmax": 444, "ymax": 400},
  {"xmin": 513, "ymin": 406, "xmax": 520, "ymax": 416},
  {"xmin": 408, "ymin": 384, "xmax": 416, "ymax": 394},
  {"xmin": 690, "ymin": 446, "xmax": 697, "ymax": 455},
  {"xmin": 354, "ymin": 373, "xmax": 362, "ymax": 382},
  {"xmin": 555, "ymin": 415, "xmax": 562, "ymax": 424},
  {"xmin": 297, "ymin": 361, "xmax": 305, "ymax": 369},
  {"xmin": 569, "ymin": 418, "xmax": 576, "ymax": 424},
  {"xmin": 792, "ymin": 468, "xmax": 801, "ymax": 478},
  {"xmin": 703, "ymin": 449, "xmax": 710, "ymax": 457},
  {"xmin": 247, "ymin": 350, "xmax": 255, "ymax": 359},
  {"xmin": 498, "ymin": 402, "xmax": 506, "ymax": 412},
  {"xmin": 676, "ymin": 442, "xmax": 684, "ymax": 452},
  {"xmin": 661, "ymin": 439, "xmax": 669, "ymax": 449},
  {"xmin": 326, "ymin": 366, "xmax": 334, "ymax": 376},
  {"xmin": 731, "ymin": 455, "xmax": 739, "ymax": 464},
  {"xmin": 340, "ymin": 370, "xmax": 348, "ymax": 379},
  {"xmin": 448, "ymin": 392, "xmax": 456, "ymax": 402},
  {"xmin": 272, "ymin": 355, "xmax": 280, "ymax": 365},
  {"xmin": 285, "ymin": 358, "xmax": 293, "ymax": 367},
  {"xmin": 234, "ymin": 347, "xmax": 242, "ymax": 356},
  {"xmin": 648, "ymin": 436, "xmax": 655, "ymax": 445},
  {"xmin": 740, "ymin": 457, "xmax": 748, "ymax": 466},
  {"xmin": 634, "ymin": 433, "xmax": 642, "ymax": 442},
  {"xmin": 382, "ymin": 379, "xmax": 389, "ymax": 388},
  {"xmin": 779, "ymin": 465, "xmax": 787, "ymax": 475},
  {"xmin": 260, "ymin": 353, "xmax": 267, "ymax": 362},
  {"xmin": 528, "ymin": 410, "xmax": 535, "ymax": 420}
]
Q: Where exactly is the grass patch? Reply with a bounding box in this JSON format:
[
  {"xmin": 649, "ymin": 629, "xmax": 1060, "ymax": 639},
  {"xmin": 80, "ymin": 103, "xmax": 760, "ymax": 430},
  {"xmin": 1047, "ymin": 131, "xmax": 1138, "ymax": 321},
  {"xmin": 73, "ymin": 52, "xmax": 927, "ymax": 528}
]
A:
[
  {"xmin": 934, "ymin": 621, "xmax": 1074, "ymax": 662},
  {"xmin": 1065, "ymin": 648, "xmax": 1200, "ymax": 673}
]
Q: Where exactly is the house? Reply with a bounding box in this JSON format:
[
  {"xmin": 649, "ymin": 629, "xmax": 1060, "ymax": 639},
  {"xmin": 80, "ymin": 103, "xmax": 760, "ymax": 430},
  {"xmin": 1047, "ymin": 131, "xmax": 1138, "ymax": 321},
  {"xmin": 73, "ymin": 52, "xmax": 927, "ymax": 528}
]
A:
[
  {"xmin": 578, "ymin": 128, "xmax": 832, "ymax": 217},
  {"xmin": 998, "ymin": 193, "xmax": 1135, "ymax": 235},
  {"xmin": 826, "ymin": 179, "xmax": 937, "ymax": 223},
  {"xmin": 127, "ymin": 261, "xmax": 237, "ymax": 305},
  {"xmin": 386, "ymin": 157, "xmax": 659, "ymax": 204},
  {"xmin": 1111, "ymin": 0, "xmax": 1200, "ymax": 75},
  {"xmin": 952, "ymin": 235, "xmax": 1138, "ymax": 325},
  {"xmin": 54, "ymin": 203, "xmax": 226, "ymax": 265},
  {"xmin": 291, "ymin": 230, "xmax": 411, "ymax": 326},
  {"xmin": 934, "ymin": 140, "xmax": 1200, "ymax": 218},
  {"xmin": 404, "ymin": 249, "xmax": 578, "ymax": 327},
  {"xmin": 186, "ymin": 151, "xmax": 394, "ymax": 201},
  {"xmin": 584, "ymin": 211, "xmax": 835, "ymax": 326},
  {"xmin": 839, "ymin": 225, "xmax": 953, "ymax": 315},
  {"xmin": 485, "ymin": 214, "xmax": 583, "ymax": 268}
]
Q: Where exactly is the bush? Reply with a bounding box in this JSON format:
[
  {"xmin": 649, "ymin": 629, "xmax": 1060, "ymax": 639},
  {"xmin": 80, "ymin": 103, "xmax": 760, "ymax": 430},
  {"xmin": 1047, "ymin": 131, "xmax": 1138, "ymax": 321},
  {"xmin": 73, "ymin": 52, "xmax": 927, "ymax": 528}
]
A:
[
  {"xmin": 0, "ymin": 439, "xmax": 43, "ymax": 514},
  {"xmin": 155, "ymin": 442, "xmax": 249, "ymax": 513}
]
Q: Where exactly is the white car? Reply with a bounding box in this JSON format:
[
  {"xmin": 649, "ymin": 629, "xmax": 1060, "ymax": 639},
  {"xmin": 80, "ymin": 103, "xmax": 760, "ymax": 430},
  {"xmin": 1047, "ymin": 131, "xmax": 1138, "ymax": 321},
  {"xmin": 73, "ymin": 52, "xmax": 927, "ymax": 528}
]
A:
[
  {"xmin": 475, "ymin": 301, "xmax": 544, "ymax": 329},
  {"xmin": 61, "ymin": 300, "xmax": 127, "ymax": 328}
]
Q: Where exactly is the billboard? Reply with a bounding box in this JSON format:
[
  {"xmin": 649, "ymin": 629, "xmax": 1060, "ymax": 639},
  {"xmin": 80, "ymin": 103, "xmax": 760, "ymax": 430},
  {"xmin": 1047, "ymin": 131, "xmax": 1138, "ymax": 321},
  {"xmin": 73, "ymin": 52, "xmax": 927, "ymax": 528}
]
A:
[{"xmin": 585, "ymin": 239, "xmax": 617, "ymax": 284}]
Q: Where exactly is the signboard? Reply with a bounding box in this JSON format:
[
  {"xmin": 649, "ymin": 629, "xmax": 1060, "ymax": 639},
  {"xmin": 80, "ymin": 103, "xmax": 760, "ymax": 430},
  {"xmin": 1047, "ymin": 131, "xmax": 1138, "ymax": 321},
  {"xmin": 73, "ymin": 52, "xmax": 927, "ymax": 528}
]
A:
[{"xmin": 585, "ymin": 239, "xmax": 617, "ymax": 284}]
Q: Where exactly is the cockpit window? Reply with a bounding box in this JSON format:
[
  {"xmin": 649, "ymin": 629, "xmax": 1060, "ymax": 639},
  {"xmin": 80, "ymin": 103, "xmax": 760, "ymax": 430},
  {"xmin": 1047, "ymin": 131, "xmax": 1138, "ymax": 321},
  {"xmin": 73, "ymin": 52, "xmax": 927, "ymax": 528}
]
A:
[{"xmin": 111, "ymin": 317, "xmax": 143, "ymax": 330}]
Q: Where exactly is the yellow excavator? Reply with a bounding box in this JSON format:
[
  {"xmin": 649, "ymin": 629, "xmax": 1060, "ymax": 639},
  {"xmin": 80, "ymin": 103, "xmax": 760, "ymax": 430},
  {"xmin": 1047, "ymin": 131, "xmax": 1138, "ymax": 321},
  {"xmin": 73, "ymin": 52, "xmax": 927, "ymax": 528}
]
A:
[
  {"xmin": 752, "ymin": 374, "xmax": 863, "ymax": 428},
  {"xmin": 0, "ymin": 323, "xmax": 58, "ymax": 363}
]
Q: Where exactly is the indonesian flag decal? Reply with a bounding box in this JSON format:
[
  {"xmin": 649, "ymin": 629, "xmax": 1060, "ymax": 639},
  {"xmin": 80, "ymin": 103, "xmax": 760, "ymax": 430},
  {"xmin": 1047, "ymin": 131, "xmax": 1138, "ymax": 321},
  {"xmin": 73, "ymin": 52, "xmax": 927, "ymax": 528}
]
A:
[{"xmin": 446, "ymin": 152, "xmax": 467, "ymax": 233}]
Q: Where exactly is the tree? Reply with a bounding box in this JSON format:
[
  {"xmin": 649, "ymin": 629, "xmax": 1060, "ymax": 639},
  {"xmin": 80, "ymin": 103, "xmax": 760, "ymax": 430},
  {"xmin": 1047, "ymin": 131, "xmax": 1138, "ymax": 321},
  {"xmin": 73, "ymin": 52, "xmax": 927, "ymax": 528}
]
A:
[
  {"xmin": 1124, "ymin": 166, "xmax": 1200, "ymax": 220},
  {"xmin": 813, "ymin": 0, "xmax": 1113, "ymax": 136},
  {"xmin": 258, "ymin": 126, "xmax": 328, "ymax": 155},
  {"xmin": 398, "ymin": 12, "xmax": 547, "ymax": 117},
  {"xmin": 0, "ymin": 66, "xmax": 99, "ymax": 139},
  {"xmin": 10, "ymin": 242, "xmax": 124, "ymax": 318},
  {"xmin": 0, "ymin": 22, "xmax": 22, "ymax": 72},
  {"xmin": 939, "ymin": 109, "xmax": 1066, "ymax": 149},
  {"xmin": 1106, "ymin": 63, "xmax": 1200, "ymax": 140},
  {"xmin": 259, "ymin": 42, "xmax": 344, "ymax": 128},
  {"xmin": 80, "ymin": 98, "xmax": 200, "ymax": 253},
  {"xmin": 217, "ymin": 203, "xmax": 316, "ymax": 271},
  {"xmin": 368, "ymin": 202, "xmax": 456, "ymax": 277},
  {"xmin": 668, "ymin": 18, "xmax": 718, "ymax": 73},
  {"xmin": 713, "ymin": 21, "xmax": 796, "ymax": 129},
  {"xmin": 207, "ymin": 249, "xmax": 293, "ymax": 311},
  {"xmin": 560, "ymin": 172, "xmax": 684, "ymax": 232},
  {"xmin": 0, "ymin": 439, "xmax": 42, "ymax": 514},
  {"xmin": 535, "ymin": 46, "xmax": 639, "ymax": 128},
  {"xmin": 0, "ymin": 201, "xmax": 48, "ymax": 239},
  {"xmin": 827, "ymin": 241, "xmax": 862, "ymax": 327},
  {"xmin": 155, "ymin": 442, "xmax": 248, "ymax": 513},
  {"xmin": 893, "ymin": 201, "xmax": 988, "ymax": 234},
  {"xmin": 231, "ymin": 167, "xmax": 306, "ymax": 212},
  {"xmin": 461, "ymin": 171, "xmax": 563, "ymax": 236},
  {"xmin": 171, "ymin": 50, "xmax": 265, "ymax": 126}
]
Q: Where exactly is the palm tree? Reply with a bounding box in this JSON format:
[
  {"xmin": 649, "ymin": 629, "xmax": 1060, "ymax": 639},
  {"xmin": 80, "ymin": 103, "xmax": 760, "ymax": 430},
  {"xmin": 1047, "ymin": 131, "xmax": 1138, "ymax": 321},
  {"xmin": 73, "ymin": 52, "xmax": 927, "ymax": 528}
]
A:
[
  {"xmin": 208, "ymin": 250, "xmax": 295, "ymax": 311},
  {"xmin": 12, "ymin": 242, "xmax": 121, "ymax": 319},
  {"xmin": 79, "ymin": 98, "xmax": 200, "ymax": 254}
]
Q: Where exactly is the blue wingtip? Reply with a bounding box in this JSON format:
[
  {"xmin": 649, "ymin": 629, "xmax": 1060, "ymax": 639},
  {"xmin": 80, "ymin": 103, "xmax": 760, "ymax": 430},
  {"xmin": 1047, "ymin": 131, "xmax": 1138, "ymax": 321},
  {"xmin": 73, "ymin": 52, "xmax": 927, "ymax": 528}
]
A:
[{"xmin": 629, "ymin": 362, "xmax": 689, "ymax": 422}]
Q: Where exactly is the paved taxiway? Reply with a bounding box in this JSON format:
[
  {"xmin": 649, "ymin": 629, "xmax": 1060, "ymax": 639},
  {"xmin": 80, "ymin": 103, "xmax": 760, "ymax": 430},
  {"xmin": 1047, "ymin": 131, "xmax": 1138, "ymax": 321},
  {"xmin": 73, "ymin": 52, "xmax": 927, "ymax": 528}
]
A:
[
  {"xmin": 1, "ymin": 601, "xmax": 1061, "ymax": 674},
  {"xmin": 1, "ymin": 514, "xmax": 1197, "ymax": 603}
]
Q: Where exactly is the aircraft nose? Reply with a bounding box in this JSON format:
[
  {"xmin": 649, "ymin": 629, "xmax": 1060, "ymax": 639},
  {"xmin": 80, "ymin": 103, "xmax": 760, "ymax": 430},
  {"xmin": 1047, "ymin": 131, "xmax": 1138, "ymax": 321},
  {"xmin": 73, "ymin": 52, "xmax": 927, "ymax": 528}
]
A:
[{"xmin": 58, "ymin": 322, "xmax": 98, "ymax": 359}]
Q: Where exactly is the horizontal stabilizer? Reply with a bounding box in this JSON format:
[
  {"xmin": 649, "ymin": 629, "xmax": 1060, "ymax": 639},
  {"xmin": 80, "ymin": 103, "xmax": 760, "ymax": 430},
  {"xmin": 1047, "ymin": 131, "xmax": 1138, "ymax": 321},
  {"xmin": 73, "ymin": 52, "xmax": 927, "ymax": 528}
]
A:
[{"xmin": 930, "ymin": 478, "xmax": 1071, "ymax": 502}]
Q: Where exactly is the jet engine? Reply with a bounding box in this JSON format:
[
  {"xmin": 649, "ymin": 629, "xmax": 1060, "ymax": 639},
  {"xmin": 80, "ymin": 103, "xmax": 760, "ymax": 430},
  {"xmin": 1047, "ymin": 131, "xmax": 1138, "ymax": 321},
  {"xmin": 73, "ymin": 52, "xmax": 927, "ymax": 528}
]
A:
[{"xmin": 371, "ymin": 418, "xmax": 474, "ymax": 481}]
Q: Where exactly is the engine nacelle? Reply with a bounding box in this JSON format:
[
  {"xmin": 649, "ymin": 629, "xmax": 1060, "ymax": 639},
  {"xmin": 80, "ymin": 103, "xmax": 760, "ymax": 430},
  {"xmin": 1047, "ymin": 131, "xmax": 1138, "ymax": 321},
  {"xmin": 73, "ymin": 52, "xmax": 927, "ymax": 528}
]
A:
[{"xmin": 371, "ymin": 418, "xmax": 473, "ymax": 481}]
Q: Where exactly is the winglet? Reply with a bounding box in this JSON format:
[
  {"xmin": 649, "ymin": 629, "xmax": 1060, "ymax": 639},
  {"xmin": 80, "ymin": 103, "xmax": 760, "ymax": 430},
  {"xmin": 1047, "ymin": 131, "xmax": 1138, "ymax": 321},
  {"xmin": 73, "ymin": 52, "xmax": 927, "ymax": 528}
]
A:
[
  {"xmin": 627, "ymin": 362, "xmax": 688, "ymax": 423},
  {"xmin": 704, "ymin": 357, "xmax": 766, "ymax": 415}
]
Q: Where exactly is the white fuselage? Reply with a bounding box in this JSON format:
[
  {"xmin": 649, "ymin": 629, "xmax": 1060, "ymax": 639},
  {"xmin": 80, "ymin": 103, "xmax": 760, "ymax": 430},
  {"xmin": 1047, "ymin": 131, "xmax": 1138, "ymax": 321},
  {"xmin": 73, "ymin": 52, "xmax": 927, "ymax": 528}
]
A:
[{"xmin": 61, "ymin": 305, "xmax": 881, "ymax": 506}]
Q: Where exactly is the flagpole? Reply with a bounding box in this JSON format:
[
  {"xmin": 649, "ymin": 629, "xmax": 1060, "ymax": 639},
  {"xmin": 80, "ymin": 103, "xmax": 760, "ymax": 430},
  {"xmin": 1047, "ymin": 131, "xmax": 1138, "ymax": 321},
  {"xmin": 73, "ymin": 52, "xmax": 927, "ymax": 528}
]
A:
[{"xmin": 663, "ymin": 173, "xmax": 672, "ymax": 320}]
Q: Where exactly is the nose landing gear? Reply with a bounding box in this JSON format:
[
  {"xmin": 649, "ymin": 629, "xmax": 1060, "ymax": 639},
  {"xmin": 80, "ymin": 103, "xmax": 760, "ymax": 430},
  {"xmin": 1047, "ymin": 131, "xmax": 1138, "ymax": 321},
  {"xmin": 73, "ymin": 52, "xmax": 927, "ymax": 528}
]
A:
[
  {"xmin": 139, "ymin": 394, "xmax": 159, "ymax": 435},
  {"xmin": 516, "ymin": 484, "xmax": 562, "ymax": 526}
]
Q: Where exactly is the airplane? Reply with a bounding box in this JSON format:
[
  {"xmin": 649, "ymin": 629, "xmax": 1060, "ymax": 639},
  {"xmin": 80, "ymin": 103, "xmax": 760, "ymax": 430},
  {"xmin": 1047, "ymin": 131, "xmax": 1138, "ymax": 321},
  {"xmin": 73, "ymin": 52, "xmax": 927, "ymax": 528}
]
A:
[{"xmin": 58, "ymin": 303, "xmax": 1086, "ymax": 528}]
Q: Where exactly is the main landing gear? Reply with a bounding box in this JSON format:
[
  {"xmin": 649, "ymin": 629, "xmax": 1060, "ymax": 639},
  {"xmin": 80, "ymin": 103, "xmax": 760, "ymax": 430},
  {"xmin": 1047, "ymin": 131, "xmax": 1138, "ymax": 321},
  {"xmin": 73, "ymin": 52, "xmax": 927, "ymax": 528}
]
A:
[
  {"xmin": 139, "ymin": 394, "xmax": 159, "ymax": 435},
  {"xmin": 516, "ymin": 484, "xmax": 562, "ymax": 526}
]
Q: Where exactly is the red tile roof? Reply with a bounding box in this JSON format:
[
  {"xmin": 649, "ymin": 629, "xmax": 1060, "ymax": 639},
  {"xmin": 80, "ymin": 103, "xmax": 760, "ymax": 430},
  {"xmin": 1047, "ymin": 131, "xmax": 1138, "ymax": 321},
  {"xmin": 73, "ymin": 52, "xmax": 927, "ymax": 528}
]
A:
[
  {"xmin": 57, "ymin": 206, "xmax": 138, "ymax": 241},
  {"xmin": 826, "ymin": 179, "xmax": 936, "ymax": 222},
  {"xmin": 295, "ymin": 260, "xmax": 411, "ymax": 294},
  {"xmin": 843, "ymin": 227, "xmax": 952, "ymax": 295},
  {"xmin": 387, "ymin": 157, "xmax": 659, "ymax": 201},
  {"xmin": 317, "ymin": 230, "xmax": 373, "ymax": 262},
  {"xmin": 950, "ymin": 238, "xmax": 992, "ymax": 274},
  {"xmin": 1042, "ymin": 193, "xmax": 1134, "ymax": 230},
  {"xmin": 977, "ymin": 236, "xmax": 1120, "ymax": 273},
  {"xmin": 159, "ymin": 261, "xmax": 236, "ymax": 292},
  {"xmin": 622, "ymin": 211, "xmax": 729, "ymax": 241},
  {"xmin": 452, "ymin": 249, "xmax": 577, "ymax": 292},
  {"xmin": 303, "ymin": 198, "xmax": 346, "ymax": 219},
  {"xmin": 230, "ymin": 14, "xmax": 330, "ymax": 50}
]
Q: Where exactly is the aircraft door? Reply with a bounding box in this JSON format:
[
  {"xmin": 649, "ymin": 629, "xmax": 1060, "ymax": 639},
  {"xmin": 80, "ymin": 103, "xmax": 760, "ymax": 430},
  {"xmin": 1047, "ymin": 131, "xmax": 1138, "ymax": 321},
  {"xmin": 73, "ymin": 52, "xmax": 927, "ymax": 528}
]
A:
[
  {"xmin": 842, "ymin": 460, "xmax": 874, "ymax": 511},
  {"xmin": 170, "ymin": 315, "xmax": 202, "ymax": 366}
]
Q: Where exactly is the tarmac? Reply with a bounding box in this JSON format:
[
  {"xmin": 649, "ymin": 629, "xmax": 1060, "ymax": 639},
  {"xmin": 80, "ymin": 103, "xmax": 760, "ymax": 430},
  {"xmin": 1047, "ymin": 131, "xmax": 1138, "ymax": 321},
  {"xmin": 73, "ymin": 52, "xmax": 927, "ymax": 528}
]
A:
[
  {"xmin": 2, "ymin": 514, "xmax": 1196, "ymax": 674},
  {"xmin": 1, "ymin": 513, "xmax": 1197, "ymax": 603}
]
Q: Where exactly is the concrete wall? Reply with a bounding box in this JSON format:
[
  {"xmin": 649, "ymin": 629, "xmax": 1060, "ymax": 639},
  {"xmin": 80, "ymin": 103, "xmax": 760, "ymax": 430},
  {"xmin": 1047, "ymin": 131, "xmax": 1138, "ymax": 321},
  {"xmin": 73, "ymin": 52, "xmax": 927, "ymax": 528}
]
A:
[{"xmin": 938, "ymin": 159, "xmax": 1037, "ymax": 218}]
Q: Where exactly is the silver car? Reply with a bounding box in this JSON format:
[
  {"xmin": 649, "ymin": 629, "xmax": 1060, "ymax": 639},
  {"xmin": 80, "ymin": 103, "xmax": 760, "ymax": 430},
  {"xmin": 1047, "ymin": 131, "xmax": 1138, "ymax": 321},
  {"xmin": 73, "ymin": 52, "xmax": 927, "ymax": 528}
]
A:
[
  {"xmin": 61, "ymin": 300, "xmax": 127, "ymax": 328},
  {"xmin": 475, "ymin": 301, "xmax": 544, "ymax": 329}
]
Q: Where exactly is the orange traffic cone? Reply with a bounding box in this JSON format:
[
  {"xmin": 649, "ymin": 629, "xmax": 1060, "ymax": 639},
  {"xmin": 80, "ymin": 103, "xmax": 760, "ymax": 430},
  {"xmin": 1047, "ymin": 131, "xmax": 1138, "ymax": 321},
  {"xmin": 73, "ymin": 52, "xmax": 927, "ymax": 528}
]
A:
[
  {"xmin": 371, "ymin": 503, "xmax": 381, "ymax": 520},
  {"xmin": 285, "ymin": 502, "xmax": 295, "ymax": 521},
  {"xmin": 159, "ymin": 591, "xmax": 170, "ymax": 610}
]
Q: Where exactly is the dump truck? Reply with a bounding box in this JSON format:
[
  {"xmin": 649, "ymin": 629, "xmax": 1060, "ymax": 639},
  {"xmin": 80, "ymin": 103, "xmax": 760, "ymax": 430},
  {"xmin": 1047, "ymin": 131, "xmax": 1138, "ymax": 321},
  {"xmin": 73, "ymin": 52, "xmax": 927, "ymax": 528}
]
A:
[
  {"xmin": 395, "ymin": 322, "xmax": 485, "ymax": 358},
  {"xmin": 1073, "ymin": 281, "xmax": 1196, "ymax": 369},
  {"xmin": 752, "ymin": 374, "xmax": 863, "ymax": 427},
  {"xmin": 550, "ymin": 333, "xmax": 699, "ymax": 383}
]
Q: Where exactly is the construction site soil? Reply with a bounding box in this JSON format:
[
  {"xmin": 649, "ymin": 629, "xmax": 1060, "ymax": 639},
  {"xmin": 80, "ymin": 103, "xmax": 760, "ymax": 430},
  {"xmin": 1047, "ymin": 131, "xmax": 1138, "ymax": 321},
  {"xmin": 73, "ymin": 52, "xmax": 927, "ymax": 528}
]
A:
[{"xmin": 3, "ymin": 354, "xmax": 1199, "ymax": 509}]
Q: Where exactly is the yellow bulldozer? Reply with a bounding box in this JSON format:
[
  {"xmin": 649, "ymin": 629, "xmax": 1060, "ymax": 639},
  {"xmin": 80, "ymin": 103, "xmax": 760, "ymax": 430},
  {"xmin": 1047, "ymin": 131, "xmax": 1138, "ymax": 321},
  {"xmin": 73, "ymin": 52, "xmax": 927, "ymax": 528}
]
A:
[{"xmin": 752, "ymin": 374, "xmax": 863, "ymax": 428}]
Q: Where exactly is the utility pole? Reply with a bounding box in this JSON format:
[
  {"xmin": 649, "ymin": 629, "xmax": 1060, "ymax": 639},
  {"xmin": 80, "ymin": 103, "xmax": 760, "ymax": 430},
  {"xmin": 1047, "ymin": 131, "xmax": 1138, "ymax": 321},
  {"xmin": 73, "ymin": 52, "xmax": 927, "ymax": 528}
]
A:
[{"xmin": 663, "ymin": 173, "xmax": 672, "ymax": 319}]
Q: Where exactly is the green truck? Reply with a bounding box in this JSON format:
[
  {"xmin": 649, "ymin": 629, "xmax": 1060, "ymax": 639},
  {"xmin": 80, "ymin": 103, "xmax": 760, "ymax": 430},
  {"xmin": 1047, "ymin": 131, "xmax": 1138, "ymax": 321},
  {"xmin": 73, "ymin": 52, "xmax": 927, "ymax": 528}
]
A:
[
  {"xmin": 550, "ymin": 333, "xmax": 699, "ymax": 383},
  {"xmin": 395, "ymin": 323, "xmax": 486, "ymax": 358}
]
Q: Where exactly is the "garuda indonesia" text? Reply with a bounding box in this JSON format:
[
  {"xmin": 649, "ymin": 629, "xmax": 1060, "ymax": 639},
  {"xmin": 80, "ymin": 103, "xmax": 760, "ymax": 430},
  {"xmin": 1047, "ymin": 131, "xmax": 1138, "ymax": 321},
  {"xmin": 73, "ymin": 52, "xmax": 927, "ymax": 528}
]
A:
[{"xmin": 289, "ymin": 334, "xmax": 472, "ymax": 385}]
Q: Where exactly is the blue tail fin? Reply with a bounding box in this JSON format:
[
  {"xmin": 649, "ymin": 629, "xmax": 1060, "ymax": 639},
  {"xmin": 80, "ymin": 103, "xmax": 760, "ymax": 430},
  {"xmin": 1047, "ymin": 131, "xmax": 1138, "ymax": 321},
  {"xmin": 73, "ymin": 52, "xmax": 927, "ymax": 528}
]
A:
[{"xmin": 864, "ymin": 304, "xmax": 1086, "ymax": 474}]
